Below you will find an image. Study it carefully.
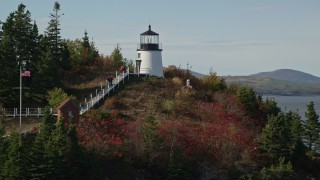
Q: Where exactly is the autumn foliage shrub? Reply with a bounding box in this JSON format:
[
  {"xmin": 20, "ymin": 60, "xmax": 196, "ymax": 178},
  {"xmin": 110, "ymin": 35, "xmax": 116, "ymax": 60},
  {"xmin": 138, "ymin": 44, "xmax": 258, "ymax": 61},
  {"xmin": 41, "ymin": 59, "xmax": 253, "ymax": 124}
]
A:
[
  {"xmin": 158, "ymin": 119, "xmax": 257, "ymax": 170},
  {"xmin": 104, "ymin": 97, "xmax": 119, "ymax": 109},
  {"xmin": 77, "ymin": 110, "xmax": 126, "ymax": 156},
  {"xmin": 172, "ymin": 77, "xmax": 183, "ymax": 86},
  {"xmin": 200, "ymin": 72, "xmax": 227, "ymax": 92}
]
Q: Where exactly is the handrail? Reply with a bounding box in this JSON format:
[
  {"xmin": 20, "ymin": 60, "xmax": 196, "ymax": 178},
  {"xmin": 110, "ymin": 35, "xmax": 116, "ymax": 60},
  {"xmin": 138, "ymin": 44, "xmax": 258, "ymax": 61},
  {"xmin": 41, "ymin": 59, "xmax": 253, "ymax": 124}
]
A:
[
  {"xmin": 1, "ymin": 107, "xmax": 56, "ymax": 117},
  {"xmin": 79, "ymin": 71, "xmax": 130, "ymax": 115}
]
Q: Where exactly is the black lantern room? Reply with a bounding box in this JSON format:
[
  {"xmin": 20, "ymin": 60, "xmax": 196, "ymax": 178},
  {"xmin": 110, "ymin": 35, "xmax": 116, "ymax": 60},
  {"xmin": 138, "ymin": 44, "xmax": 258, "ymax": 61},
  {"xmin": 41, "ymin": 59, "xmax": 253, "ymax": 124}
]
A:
[{"xmin": 138, "ymin": 25, "xmax": 162, "ymax": 51}]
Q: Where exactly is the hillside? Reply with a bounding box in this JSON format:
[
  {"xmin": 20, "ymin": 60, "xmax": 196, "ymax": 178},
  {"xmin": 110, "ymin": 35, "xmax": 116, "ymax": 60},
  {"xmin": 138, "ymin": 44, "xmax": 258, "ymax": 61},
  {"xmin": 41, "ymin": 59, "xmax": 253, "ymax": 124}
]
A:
[
  {"xmin": 250, "ymin": 69, "xmax": 320, "ymax": 83},
  {"xmin": 3, "ymin": 73, "xmax": 320, "ymax": 179}
]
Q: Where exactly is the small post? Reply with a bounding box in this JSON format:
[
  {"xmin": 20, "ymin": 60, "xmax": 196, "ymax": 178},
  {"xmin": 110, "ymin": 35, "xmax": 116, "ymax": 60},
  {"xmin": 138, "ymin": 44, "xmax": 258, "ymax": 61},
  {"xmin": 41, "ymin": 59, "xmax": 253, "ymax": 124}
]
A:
[
  {"xmin": 100, "ymin": 83, "xmax": 103, "ymax": 91},
  {"xmin": 123, "ymin": 71, "xmax": 125, "ymax": 84},
  {"xmin": 118, "ymin": 76, "xmax": 120, "ymax": 88},
  {"xmin": 128, "ymin": 67, "xmax": 130, "ymax": 80},
  {"xmin": 90, "ymin": 94, "xmax": 93, "ymax": 106}
]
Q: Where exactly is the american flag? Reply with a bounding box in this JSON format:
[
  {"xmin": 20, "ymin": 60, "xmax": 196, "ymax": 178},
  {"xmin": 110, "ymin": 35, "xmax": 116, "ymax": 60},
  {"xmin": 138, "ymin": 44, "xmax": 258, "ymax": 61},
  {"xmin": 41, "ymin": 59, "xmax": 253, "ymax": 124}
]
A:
[{"xmin": 22, "ymin": 70, "xmax": 31, "ymax": 77}]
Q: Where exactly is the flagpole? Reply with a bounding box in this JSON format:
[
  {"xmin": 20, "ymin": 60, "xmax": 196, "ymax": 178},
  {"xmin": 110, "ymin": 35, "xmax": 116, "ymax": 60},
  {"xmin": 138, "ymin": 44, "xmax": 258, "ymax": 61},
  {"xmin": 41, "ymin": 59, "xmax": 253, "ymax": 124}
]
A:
[{"xmin": 19, "ymin": 64, "xmax": 22, "ymax": 134}]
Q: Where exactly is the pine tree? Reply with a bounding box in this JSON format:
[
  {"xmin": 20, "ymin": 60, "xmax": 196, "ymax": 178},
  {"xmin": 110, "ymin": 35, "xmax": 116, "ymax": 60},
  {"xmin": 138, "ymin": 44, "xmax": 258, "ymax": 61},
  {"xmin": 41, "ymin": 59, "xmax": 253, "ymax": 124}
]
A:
[
  {"xmin": 237, "ymin": 87, "xmax": 260, "ymax": 115},
  {"xmin": 303, "ymin": 101, "xmax": 320, "ymax": 151},
  {"xmin": 264, "ymin": 97, "xmax": 281, "ymax": 117},
  {"xmin": 259, "ymin": 157, "xmax": 294, "ymax": 180},
  {"xmin": 0, "ymin": 3, "xmax": 39, "ymax": 106},
  {"xmin": 46, "ymin": 1, "xmax": 63, "ymax": 65},
  {"xmin": 257, "ymin": 113, "xmax": 291, "ymax": 163},
  {"xmin": 79, "ymin": 30, "xmax": 98, "ymax": 65},
  {"xmin": 66, "ymin": 117, "xmax": 86, "ymax": 179},
  {"xmin": 0, "ymin": 13, "xmax": 20, "ymax": 106},
  {"xmin": 111, "ymin": 44, "xmax": 124, "ymax": 69},
  {"xmin": 2, "ymin": 132, "xmax": 28, "ymax": 179},
  {"xmin": 142, "ymin": 115, "xmax": 163, "ymax": 167},
  {"xmin": 0, "ymin": 117, "xmax": 8, "ymax": 177},
  {"xmin": 28, "ymin": 107, "xmax": 56, "ymax": 179},
  {"xmin": 32, "ymin": 39, "xmax": 61, "ymax": 92},
  {"xmin": 285, "ymin": 111, "xmax": 306, "ymax": 163},
  {"xmin": 45, "ymin": 118, "xmax": 70, "ymax": 179},
  {"xmin": 82, "ymin": 30, "xmax": 90, "ymax": 49}
]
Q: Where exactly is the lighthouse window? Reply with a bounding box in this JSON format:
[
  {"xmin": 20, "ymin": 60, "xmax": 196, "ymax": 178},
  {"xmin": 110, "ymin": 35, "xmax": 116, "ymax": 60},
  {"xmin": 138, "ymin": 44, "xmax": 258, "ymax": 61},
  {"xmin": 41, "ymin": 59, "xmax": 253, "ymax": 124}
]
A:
[{"xmin": 138, "ymin": 53, "xmax": 141, "ymax": 58}]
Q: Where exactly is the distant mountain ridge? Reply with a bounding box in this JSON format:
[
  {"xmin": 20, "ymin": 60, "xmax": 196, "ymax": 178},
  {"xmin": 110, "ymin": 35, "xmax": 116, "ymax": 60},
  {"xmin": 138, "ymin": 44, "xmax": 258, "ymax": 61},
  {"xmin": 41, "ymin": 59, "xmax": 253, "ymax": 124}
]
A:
[
  {"xmin": 224, "ymin": 69, "xmax": 320, "ymax": 95},
  {"xmin": 249, "ymin": 69, "xmax": 320, "ymax": 84}
]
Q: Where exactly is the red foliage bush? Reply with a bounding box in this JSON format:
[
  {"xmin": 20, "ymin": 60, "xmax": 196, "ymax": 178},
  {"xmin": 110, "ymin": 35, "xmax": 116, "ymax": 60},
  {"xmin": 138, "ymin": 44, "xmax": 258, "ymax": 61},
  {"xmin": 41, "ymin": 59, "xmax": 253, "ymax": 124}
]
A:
[
  {"xmin": 77, "ymin": 110, "xmax": 126, "ymax": 156},
  {"xmin": 159, "ymin": 119, "xmax": 257, "ymax": 168}
]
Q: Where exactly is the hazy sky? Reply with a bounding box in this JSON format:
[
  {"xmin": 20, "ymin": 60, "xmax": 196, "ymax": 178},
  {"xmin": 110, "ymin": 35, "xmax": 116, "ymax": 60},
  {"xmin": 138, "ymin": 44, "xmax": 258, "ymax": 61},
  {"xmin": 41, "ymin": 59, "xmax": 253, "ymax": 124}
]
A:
[{"xmin": 1, "ymin": 0, "xmax": 320, "ymax": 76}]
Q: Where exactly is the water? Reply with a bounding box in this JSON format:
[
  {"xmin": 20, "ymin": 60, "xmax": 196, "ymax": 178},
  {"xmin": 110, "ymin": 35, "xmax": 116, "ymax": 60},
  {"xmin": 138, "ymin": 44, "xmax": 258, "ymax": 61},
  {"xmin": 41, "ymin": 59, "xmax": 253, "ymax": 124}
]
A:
[{"xmin": 263, "ymin": 95, "xmax": 320, "ymax": 119}]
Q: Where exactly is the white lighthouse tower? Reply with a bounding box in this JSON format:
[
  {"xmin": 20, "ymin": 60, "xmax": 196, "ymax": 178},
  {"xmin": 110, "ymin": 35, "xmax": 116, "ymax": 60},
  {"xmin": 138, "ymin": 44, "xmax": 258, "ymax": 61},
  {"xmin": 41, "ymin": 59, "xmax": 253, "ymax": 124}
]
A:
[{"xmin": 137, "ymin": 25, "xmax": 163, "ymax": 77}]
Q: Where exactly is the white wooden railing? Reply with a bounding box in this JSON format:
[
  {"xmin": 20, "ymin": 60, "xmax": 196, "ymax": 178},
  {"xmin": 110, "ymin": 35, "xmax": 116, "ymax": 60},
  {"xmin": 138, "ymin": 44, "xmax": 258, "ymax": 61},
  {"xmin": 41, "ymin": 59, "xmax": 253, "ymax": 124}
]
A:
[
  {"xmin": 79, "ymin": 70, "xmax": 130, "ymax": 115},
  {"xmin": 1, "ymin": 107, "xmax": 56, "ymax": 117}
]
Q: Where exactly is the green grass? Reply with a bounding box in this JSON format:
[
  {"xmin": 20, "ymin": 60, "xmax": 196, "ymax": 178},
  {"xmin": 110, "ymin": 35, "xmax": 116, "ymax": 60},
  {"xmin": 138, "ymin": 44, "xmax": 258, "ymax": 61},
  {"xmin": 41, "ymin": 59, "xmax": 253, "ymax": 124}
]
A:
[{"xmin": 3, "ymin": 117, "xmax": 43, "ymax": 134}]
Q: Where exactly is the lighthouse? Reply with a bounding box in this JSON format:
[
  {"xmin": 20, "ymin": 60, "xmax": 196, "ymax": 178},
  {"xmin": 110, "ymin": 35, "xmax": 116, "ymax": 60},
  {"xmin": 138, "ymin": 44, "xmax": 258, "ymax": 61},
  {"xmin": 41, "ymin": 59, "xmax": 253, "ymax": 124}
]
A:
[{"xmin": 137, "ymin": 25, "xmax": 163, "ymax": 77}]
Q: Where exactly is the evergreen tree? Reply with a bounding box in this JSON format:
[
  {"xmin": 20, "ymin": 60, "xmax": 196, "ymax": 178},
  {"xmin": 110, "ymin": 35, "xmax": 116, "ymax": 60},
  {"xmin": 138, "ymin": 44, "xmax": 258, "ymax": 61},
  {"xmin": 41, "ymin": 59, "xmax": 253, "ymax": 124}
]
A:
[
  {"xmin": 2, "ymin": 132, "xmax": 28, "ymax": 179},
  {"xmin": 32, "ymin": 35, "xmax": 61, "ymax": 92},
  {"xmin": 82, "ymin": 30, "xmax": 90, "ymax": 49},
  {"xmin": 111, "ymin": 44, "xmax": 124, "ymax": 69},
  {"xmin": 0, "ymin": 117, "xmax": 7, "ymax": 177},
  {"xmin": 285, "ymin": 111, "xmax": 306, "ymax": 163},
  {"xmin": 28, "ymin": 21, "xmax": 41, "ymax": 78},
  {"xmin": 0, "ymin": 13, "xmax": 19, "ymax": 106},
  {"xmin": 66, "ymin": 117, "xmax": 86, "ymax": 179},
  {"xmin": 0, "ymin": 4, "xmax": 39, "ymax": 106},
  {"xmin": 257, "ymin": 113, "xmax": 291, "ymax": 163},
  {"xmin": 46, "ymin": 1, "xmax": 63, "ymax": 65},
  {"xmin": 28, "ymin": 107, "xmax": 56, "ymax": 179},
  {"xmin": 142, "ymin": 115, "xmax": 163, "ymax": 167},
  {"xmin": 303, "ymin": 101, "xmax": 320, "ymax": 151},
  {"xmin": 45, "ymin": 118, "xmax": 70, "ymax": 179},
  {"xmin": 237, "ymin": 87, "xmax": 260, "ymax": 115},
  {"xmin": 259, "ymin": 157, "xmax": 294, "ymax": 180},
  {"xmin": 264, "ymin": 97, "xmax": 281, "ymax": 117},
  {"xmin": 80, "ymin": 30, "xmax": 98, "ymax": 65}
]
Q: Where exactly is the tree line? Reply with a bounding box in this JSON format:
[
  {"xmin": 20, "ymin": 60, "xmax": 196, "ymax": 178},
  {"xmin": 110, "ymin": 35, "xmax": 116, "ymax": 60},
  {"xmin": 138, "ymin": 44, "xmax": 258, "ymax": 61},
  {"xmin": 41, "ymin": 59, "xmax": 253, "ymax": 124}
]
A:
[{"xmin": 0, "ymin": 2, "xmax": 131, "ymax": 108}]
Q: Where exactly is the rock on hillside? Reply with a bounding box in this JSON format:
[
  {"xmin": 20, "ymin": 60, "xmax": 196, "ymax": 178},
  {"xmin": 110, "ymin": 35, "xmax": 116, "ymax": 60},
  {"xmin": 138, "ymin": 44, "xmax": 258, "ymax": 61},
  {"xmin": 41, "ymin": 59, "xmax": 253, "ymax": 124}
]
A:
[{"xmin": 249, "ymin": 69, "xmax": 320, "ymax": 84}]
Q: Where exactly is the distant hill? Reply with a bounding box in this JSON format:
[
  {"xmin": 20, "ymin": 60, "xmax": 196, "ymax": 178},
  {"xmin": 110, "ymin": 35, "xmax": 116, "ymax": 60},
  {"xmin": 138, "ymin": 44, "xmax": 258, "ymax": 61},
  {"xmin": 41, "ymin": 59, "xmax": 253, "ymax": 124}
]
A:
[
  {"xmin": 189, "ymin": 70, "xmax": 205, "ymax": 78},
  {"xmin": 250, "ymin": 69, "xmax": 320, "ymax": 84},
  {"xmin": 224, "ymin": 69, "xmax": 320, "ymax": 95}
]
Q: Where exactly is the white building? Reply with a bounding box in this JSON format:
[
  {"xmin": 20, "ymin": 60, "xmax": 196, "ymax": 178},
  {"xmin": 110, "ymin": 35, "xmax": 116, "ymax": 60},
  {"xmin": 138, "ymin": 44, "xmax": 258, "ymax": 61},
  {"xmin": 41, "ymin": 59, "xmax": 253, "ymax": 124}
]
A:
[{"xmin": 136, "ymin": 25, "xmax": 163, "ymax": 77}]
